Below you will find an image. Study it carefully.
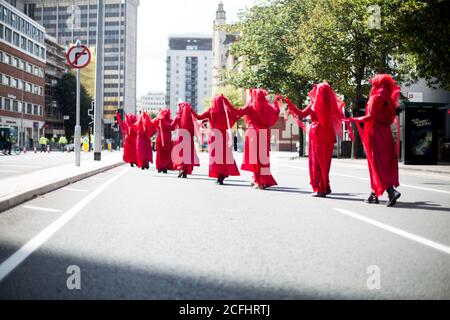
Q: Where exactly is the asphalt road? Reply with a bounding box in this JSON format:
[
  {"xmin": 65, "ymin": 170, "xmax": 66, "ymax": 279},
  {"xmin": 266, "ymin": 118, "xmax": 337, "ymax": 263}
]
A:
[{"xmin": 0, "ymin": 152, "xmax": 449, "ymax": 299}]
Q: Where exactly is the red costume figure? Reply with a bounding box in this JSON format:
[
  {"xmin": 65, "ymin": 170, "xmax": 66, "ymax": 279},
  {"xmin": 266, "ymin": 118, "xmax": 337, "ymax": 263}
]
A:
[
  {"xmin": 116, "ymin": 112, "xmax": 138, "ymax": 167},
  {"xmin": 285, "ymin": 83, "xmax": 346, "ymax": 197},
  {"xmin": 238, "ymin": 89, "xmax": 280, "ymax": 189},
  {"xmin": 171, "ymin": 102, "xmax": 200, "ymax": 178},
  {"xmin": 194, "ymin": 95, "xmax": 241, "ymax": 185},
  {"xmin": 152, "ymin": 108, "xmax": 174, "ymax": 173},
  {"xmin": 134, "ymin": 112, "xmax": 156, "ymax": 170},
  {"xmin": 350, "ymin": 74, "xmax": 401, "ymax": 206}
]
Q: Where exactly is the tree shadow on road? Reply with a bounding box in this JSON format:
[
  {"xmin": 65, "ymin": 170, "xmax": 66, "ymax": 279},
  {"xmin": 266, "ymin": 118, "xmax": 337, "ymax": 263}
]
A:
[{"xmin": 0, "ymin": 243, "xmax": 361, "ymax": 300}]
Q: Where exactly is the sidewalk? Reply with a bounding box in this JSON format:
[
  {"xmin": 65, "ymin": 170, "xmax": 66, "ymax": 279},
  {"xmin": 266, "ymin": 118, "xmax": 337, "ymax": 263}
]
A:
[
  {"xmin": 0, "ymin": 152, "xmax": 124, "ymax": 212},
  {"xmin": 289, "ymin": 155, "xmax": 450, "ymax": 175}
]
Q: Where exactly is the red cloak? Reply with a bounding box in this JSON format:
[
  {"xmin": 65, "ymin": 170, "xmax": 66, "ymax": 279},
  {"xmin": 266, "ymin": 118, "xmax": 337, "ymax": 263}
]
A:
[
  {"xmin": 171, "ymin": 102, "xmax": 200, "ymax": 174},
  {"xmin": 116, "ymin": 112, "xmax": 138, "ymax": 165},
  {"xmin": 239, "ymin": 89, "xmax": 280, "ymax": 188},
  {"xmin": 194, "ymin": 95, "xmax": 241, "ymax": 178},
  {"xmin": 134, "ymin": 112, "xmax": 156, "ymax": 169},
  {"xmin": 287, "ymin": 83, "xmax": 345, "ymax": 194},
  {"xmin": 152, "ymin": 109, "xmax": 174, "ymax": 171},
  {"xmin": 353, "ymin": 74, "xmax": 400, "ymax": 197}
]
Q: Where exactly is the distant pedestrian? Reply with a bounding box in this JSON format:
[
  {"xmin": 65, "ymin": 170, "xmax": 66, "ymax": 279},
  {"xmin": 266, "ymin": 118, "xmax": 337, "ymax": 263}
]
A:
[
  {"xmin": 349, "ymin": 74, "xmax": 401, "ymax": 207},
  {"xmin": 58, "ymin": 136, "xmax": 68, "ymax": 151},
  {"xmin": 39, "ymin": 136, "xmax": 48, "ymax": 153}
]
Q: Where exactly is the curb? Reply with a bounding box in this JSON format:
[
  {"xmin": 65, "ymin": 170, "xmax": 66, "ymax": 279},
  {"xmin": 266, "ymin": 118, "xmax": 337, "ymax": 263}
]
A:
[
  {"xmin": 0, "ymin": 162, "xmax": 124, "ymax": 213},
  {"xmin": 289, "ymin": 157, "xmax": 450, "ymax": 175}
]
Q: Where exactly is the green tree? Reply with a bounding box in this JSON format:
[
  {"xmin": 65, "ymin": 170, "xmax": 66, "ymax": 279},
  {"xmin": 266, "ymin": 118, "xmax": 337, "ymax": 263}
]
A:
[
  {"xmin": 223, "ymin": 0, "xmax": 313, "ymax": 105},
  {"xmin": 55, "ymin": 72, "xmax": 93, "ymax": 140}
]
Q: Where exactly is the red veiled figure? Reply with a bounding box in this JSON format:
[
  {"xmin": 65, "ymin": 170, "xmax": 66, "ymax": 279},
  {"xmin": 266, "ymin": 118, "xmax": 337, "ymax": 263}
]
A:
[
  {"xmin": 285, "ymin": 83, "xmax": 346, "ymax": 197},
  {"xmin": 116, "ymin": 111, "xmax": 138, "ymax": 167},
  {"xmin": 134, "ymin": 112, "xmax": 156, "ymax": 170},
  {"xmin": 350, "ymin": 74, "xmax": 401, "ymax": 206},
  {"xmin": 194, "ymin": 95, "xmax": 241, "ymax": 185},
  {"xmin": 152, "ymin": 108, "xmax": 174, "ymax": 173},
  {"xmin": 238, "ymin": 89, "xmax": 280, "ymax": 189},
  {"xmin": 171, "ymin": 102, "xmax": 200, "ymax": 178}
]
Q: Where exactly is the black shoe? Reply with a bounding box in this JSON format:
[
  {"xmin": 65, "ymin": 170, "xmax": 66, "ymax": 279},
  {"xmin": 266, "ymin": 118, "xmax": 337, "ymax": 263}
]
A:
[
  {"xmin": 182, "ymin": 171, "xmax": 187, "ymax": 179},
  {"xmin": 163, "ymin": 170, "xmax": 168, "ymax": 174},
  {"xmin": 387, "ymin": 188, "xmax": 401, "ymax": 207},
  {"xmin": 365, "ymin": 192, "xmax": 379, "ymax": 204},
  {"xmin": 178, "ymin": 171, "xmax": 183, "ymax": 178},
  {"xmin": 131, "ymin": 163, "xmax": 135, "ymax": 167},
  {"xmin": 314, "ymin": 192, "xmax": 327, "ymax": 198},
  {"xmin": 158, "ymin": 170, "xmax": 162, "ymax": 173},
  {"xmin": 326, "ymin": 187, "xmax": 332, "ymax": 195}
]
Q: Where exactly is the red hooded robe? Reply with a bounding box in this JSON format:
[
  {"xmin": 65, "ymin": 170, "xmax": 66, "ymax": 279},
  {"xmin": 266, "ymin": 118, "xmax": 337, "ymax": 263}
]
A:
[
  {"xmin": 171, "ymin": 102, "xmax": 200, "ymax": 175},
  {"xmin": 287, "ymin": 83, "xmax": 345, "ymax": 194},
  {"xmin": 134, "ymin": 112, "xmax": 156, "ymax": 169},
  {"xmin": 238, "ymin": 89, "xmax": 280, "ymax": 188},
  {"xmin": 116, "ymin": 112, "xmax": 138, "ymax": 165},
  {"xmin": 152, "ymin": 108, "xmax": 174, "ymax": 171},
  {"xmin": 194, "ymin": 95, "xmax": 241, "ymax": 178},
  {"xmin": 353, "ymin": 74, "xmax": 400, "ymax": 197}
]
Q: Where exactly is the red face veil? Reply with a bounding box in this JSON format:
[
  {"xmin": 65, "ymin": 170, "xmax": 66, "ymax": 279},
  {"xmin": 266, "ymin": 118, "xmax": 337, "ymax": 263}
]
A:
[
  {"xmin": 310, "ymin": 83, "xmax": 345, "ymax": 137},
  {"xmin": 368, "ymin": 74, "xmax": 400, "ymax": 124}
]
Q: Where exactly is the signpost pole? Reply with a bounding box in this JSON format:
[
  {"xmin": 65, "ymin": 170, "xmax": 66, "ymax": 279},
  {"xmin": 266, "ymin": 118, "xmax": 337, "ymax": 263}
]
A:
[{"xmin": 75, "ymin": 66, "xmax": 81, "ymax": 167}]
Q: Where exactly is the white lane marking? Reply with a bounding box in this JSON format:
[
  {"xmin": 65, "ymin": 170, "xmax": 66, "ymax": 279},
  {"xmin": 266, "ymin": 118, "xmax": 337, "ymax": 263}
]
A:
[
  {"xmin": 0, "ymin": 170, "xmax": 20, "ymax": 173},
  {"xmin": 335, "ymin": 208, "xmax": 450, "ymax": 255},
  {"xmin": 281, "ymin": 164, "xmax": 450, "ymax": 195},
  {"xmin": 0, "ymin": 167, "xmax": 130, "ymax": 282},
  {"xmin": 62, "ymin": 187, "xmax": 87, "ymax": 193},
  {"xmin": 22, "ymin": 205, "xmax": 61, "ymax": 213}
]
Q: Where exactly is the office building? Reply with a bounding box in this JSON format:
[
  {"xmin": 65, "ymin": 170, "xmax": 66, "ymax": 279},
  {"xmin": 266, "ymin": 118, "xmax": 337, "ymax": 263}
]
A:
[
  {"xmin": 23, "ymin": 0, "xmax": 139, "ymax": 139},
  {"xmin": 0, "ymin": 0, "xmax": 46, "ymax": 147},
  {"xmin": 137, "ymin": 91, "xmax": 166, "ymax": 115},
  {"xmin": 44, "ymin": 34, "xmax": 67, "ymax": 138},
  {"xmin": 165, "ymin": 34, "xmax": 212, "ymax": 114}
]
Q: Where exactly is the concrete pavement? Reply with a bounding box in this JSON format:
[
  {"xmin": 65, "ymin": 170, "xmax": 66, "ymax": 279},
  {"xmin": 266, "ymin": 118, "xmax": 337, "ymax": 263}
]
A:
[
  {"xmin": 0, "ymin": 152, "xmax": 449, "ymax": 299},
  {"xmin": 0, "ymin": 152, "xmax": 124, "ymax": 212}
]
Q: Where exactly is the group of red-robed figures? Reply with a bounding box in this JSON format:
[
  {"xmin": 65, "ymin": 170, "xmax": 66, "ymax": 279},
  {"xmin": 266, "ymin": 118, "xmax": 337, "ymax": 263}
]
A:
[{"xmin": 117, "ymin": 74, "xmax": 402, "ymax": 207}]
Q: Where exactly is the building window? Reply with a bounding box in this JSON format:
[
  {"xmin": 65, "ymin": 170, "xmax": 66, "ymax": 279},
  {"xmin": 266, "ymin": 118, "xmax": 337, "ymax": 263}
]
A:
[
  {"xmin": 11, "ymin": 78, "xmax": 17, "ymax": 88},
  {"xmin": 0, "ymin": 23, "xmax": 3, "ymax": 39},
  {"xmin": 21, "ymin": 36, "xmax": 26, "ymax": 50},
  {"xmin": 3, "ymin": 53, "xmax": 11, "ymax": 64},
  {"xmin": 27, "ymin": 103, "xmax": 32, "ymax": 114},
  {"xmin": 13, "ymin": 31, "xmax": 19, "ymax": 47},
  {"xmin": 12, "ymin": 57, "xmax": 18, "ymax": 68},
  {"xmin": 33, "ymin": 85, "xmax": 39, "ymax": 95},
  {"xmin": 12, "ymin": 100, "xmax": 18, "ymax": 112},
  {"xmin": 3, "ymin": 75, "xmax": 10, "ymax": 86},
  {"xmin": 25, "ymin": 82, "xmax": 31, "ymax": 92},
  {"xmin": 33, "ymin": 105, "xmax": 39, "ymax": 115},
  {"xmin": 26, "ymin": 63, "xmax": 32, "ymax": 73},
  {"xmin": 5, "ymin": 27, "xmax": 11, "ymax": 43},
  {"xmin": 4, "ymin": 99, "xmax": 11, "ymax": 111}
]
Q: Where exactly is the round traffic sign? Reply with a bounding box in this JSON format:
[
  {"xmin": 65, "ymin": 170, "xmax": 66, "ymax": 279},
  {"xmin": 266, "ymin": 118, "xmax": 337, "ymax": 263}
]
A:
[{"xmin": 66, "ymin": 45, "xmax": 91, "ymax": 69}]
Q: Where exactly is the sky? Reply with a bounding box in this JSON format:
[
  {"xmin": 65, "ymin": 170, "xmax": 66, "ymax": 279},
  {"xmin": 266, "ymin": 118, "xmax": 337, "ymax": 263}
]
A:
[{"xmin": 136, "ymin": 0, "xmax": 256, "ymax": 98}]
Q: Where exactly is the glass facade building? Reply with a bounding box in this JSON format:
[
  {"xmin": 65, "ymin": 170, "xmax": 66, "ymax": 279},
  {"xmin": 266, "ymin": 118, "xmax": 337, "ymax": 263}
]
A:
[{"xmin": 23, "ymin": 0, "xmax": 139, "ymax": 129}]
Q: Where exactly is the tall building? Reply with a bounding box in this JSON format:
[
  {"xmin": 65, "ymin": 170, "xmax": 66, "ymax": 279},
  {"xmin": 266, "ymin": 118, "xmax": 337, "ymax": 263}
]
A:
[
  {"xmin": 23, "ymin": 0, "xmax": 139, "ymax": 138},
  {"xmin": 136, "ymin": 91, "xmax": 165, "ymax": 115},
  {"xmin": 212, "ymin": 1, "xmax": 238, "ymax": 92},
  {"xmin": 165, "ymin": 34, "xmax": 212, "ymax": 114},
  {"xmin": 44, "ymin": 34, "xmax": 67, "ymax": 139},
  {"xmin": 0, "ymin": 0, "xmax": 46, "ymax": 148}
]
